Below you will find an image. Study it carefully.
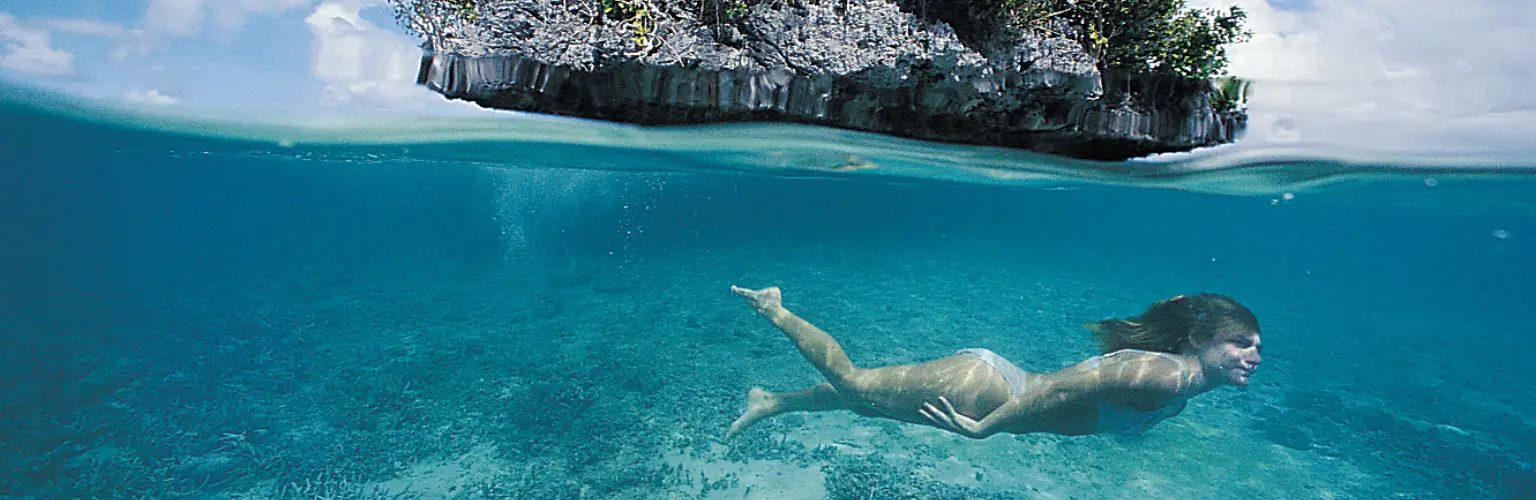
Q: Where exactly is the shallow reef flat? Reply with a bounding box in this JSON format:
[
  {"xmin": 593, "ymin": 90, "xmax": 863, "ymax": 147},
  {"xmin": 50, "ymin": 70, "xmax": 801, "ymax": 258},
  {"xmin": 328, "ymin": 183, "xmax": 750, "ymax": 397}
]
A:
[{"xmin": 2, "ymin": 233, "xmax": 1525, "ymax": 499}]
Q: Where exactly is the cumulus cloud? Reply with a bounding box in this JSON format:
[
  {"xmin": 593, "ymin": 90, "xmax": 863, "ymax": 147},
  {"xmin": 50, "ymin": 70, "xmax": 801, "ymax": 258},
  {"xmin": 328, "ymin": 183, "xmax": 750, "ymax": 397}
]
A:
[
  {"xmin": 1189, "ymin": 0, "xmax": 1536, "ymax": 157},
  {"xmin": 305, "ymin": 1, "xmax": 465, "ymax": 111},
  {"xmin": 125, "ymin": 88, "xmax": 179, "ymax": 105},
  {"xmin": 0, "ymin": 12, "xmax": 75, "ymax": 77}
]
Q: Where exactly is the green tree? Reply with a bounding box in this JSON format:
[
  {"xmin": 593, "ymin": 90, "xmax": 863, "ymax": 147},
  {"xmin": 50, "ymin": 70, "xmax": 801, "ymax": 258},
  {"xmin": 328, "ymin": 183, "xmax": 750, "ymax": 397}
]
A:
[
  {"xmin": 1009, "ymin": 0, "xmax": 1250, "ymax": 79},
  {"xmin": 392, "ymin": 0, "xmax": 1248, "ymax": 81},
  {"xmin": 1211, "ymin": 76, "xmax": 1252, "ymax": 112}
]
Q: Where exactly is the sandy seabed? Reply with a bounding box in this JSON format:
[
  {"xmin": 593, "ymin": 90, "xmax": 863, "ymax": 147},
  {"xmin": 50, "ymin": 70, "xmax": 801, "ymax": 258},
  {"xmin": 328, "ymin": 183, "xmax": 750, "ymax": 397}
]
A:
[{"xmin": 1, "ymin": 236, "xmax": 1524, "ymax": 499}]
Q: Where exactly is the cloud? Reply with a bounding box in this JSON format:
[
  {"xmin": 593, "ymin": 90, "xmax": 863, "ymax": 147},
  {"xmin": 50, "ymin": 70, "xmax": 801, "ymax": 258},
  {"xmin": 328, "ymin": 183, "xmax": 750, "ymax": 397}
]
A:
[
  {"xmin": 41, "ymin": 18, "xmax": 156, "ymax": 62},
  {"xmin": 45, "ymin": 18, "xmax": 129, "ymax": 38},
  {"xmin": 144, "ymin": 0, "xmax": 204, "ymax": 36},
  {"xmin": 143, "ymin": 0, "xmax": 313, "ymax": 37},
  {"xmin": 1188, "ymin": 0, "xmax": 1536, "ymax": 157},
  {"xmin": 125, "ymin": 88, "xmax": 179, "ymax": 105},
  {"xmin": 0, "ymin": 12, "xmax": 75, "ymax": 77},
  {"xmin": 305, "ymin": 1, "xmax": 468, "ymax": 111}
]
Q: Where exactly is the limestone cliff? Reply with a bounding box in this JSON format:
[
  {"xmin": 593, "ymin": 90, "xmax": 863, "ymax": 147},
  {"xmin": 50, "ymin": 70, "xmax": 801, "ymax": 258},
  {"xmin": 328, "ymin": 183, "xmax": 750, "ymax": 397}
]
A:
[{"xmin": 411, "ymin": 0, "xmax": 1245, "ymax": 160}]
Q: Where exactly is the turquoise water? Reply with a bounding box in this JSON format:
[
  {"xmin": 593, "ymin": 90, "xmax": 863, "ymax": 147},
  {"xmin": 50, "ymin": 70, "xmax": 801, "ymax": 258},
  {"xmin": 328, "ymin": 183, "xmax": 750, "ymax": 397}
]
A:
[{"xmin": 2, "ymin": 87, "xmax": 1535, "ymax": 499}]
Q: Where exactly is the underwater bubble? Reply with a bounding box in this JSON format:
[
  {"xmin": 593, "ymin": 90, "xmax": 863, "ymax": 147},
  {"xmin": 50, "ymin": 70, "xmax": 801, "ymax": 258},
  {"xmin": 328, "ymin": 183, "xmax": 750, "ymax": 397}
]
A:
[
  {"xmin": 1492, "ymin": 229, "xmax": 1511, "ymax": 240},
  {"xmin": 1424, "ymin": 178, "xmax": 1439, "ymax": 187}
]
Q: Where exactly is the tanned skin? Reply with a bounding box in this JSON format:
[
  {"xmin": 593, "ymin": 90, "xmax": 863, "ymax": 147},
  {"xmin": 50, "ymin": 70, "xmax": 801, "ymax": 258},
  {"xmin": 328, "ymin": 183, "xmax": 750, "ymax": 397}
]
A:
[{"xmin": 726, "ymin": 286, "xmax": 1262, "ymax": 440}]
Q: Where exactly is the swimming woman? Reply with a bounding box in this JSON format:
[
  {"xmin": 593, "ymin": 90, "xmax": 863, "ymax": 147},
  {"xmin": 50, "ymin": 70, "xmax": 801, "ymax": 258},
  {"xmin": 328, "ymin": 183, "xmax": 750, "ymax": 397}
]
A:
[{"xmin": 725, "ymin": 286, "xmax": 1262, "ymax": 439}]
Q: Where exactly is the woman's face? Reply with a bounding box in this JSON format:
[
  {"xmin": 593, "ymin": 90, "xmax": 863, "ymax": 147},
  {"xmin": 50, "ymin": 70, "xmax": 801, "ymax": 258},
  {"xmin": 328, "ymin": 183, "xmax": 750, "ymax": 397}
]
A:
[{"xmin": 1195, "ymin": 328, "xmax": 1263, "ymax": 386}]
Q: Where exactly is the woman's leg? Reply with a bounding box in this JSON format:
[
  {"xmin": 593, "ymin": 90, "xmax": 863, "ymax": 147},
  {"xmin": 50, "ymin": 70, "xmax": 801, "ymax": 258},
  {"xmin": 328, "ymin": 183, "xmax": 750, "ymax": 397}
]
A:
[
  {"xmin": 731, "ymin": 286, "xmax": 864, "ymax": 394},
  {"xmin": 730, "ymin": 286, "xmax": 1013, "ymax": 426},
  {"xmin": 726, "ymin": 359, "xmax": 1013, "ymax": 439},
  {"xmin": 726, "ymin": 383, "xmax": 848, "ymax": 440}
]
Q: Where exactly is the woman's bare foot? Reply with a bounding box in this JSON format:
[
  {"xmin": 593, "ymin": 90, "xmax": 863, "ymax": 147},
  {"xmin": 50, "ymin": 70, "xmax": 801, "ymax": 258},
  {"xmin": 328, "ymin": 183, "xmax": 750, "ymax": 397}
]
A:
[
  {"xmin": 726, "ymin": 387, "xmax": 778, "ymax": 440},
  {"xmin": 731, "ymin": 286, "xmax": 782, "ymax": 314}
]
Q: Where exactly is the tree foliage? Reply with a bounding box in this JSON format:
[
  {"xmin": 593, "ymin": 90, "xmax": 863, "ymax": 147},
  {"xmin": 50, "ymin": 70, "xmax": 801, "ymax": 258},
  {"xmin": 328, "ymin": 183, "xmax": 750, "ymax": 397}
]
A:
[
  {"xmin": 1211, "ymin": 76, "xmax": 1251, "ymax": 112},
  {"xmin": 392, "ymin": 0, "xmax": 1248, "ymax": 80},
  {"xmin": 1004, "ymin": 0, "xmax": 1249, "ymax": 79}
]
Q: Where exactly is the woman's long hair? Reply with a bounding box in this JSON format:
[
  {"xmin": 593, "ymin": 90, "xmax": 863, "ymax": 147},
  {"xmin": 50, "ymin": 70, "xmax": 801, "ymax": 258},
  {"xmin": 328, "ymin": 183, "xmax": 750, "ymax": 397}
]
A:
[{"xmin": 1088, "ymin": 293, "xmax": 1259, "ymax": 354}]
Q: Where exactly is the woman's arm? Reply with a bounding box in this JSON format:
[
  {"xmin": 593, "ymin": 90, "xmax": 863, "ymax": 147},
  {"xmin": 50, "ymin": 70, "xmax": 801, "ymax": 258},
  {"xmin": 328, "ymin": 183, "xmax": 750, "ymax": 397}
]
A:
[
  {"xmin": 922, "ymin": 351, "xmax": 1188, "ymax": 438},
  {"xmin": 920, "ymin": 394, "xmax": 1031, "ymax": 439}
]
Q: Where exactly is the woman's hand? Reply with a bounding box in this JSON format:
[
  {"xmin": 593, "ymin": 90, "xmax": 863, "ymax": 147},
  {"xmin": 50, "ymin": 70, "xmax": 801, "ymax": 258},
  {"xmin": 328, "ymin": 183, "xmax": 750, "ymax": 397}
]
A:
[{"xmin": 920, "ymin": 396, "xmax": 988, "ymax": 439}]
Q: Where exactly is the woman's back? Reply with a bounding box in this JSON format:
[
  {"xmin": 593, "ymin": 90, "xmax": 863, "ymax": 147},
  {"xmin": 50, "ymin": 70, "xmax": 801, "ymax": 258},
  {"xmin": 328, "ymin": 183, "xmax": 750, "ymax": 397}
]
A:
[{"xmin": 1004, "ymin": 349, "xmax": 1193, "ymax": 436}]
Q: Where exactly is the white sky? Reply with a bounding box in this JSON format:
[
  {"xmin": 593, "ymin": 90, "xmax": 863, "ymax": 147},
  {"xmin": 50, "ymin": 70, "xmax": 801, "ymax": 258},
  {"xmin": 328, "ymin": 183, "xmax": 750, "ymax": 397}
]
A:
[
  {"xmin": 1, "ymin": 0, "xmax": 1533, "ymax": 159},
  {"xmin": 1185, "ymin": 0, "xmax": 1536, "ymax": 159},
  {"xmin": 0, "ymin": 0, "xmax": 468, "ymax": 115}
]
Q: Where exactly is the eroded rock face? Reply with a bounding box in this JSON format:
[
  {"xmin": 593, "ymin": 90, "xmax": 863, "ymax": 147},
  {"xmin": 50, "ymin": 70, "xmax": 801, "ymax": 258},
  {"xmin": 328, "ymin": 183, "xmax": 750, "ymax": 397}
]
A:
[{"xmin": 414, "ymin": 0, "xmax": 1244, "ymax": 160}]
